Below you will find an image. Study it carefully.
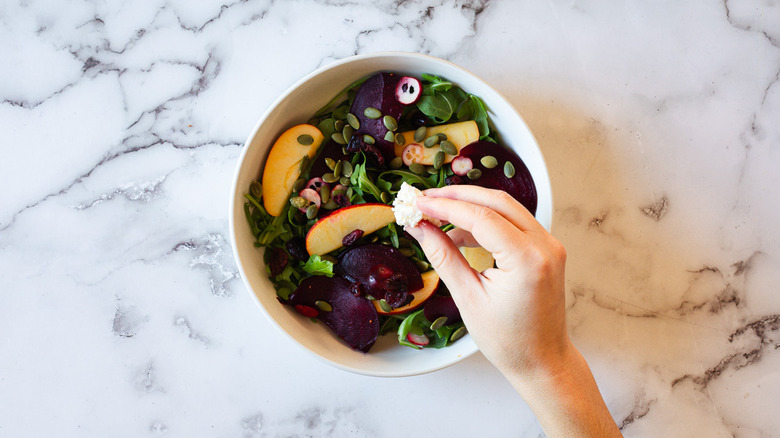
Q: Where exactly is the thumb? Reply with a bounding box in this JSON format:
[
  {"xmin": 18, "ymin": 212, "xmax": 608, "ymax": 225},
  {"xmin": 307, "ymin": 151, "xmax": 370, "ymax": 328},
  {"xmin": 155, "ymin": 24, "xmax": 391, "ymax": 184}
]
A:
[{"xmin": 405, "ymin": 221, "xmax": 482, "ymax": 300}]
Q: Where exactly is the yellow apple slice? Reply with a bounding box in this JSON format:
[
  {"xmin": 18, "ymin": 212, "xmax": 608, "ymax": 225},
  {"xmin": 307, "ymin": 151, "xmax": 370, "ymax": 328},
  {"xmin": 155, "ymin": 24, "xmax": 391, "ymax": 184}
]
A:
[
  {"xmin": 393, "ymin": 120, "xmax": 479, "ymax": 165},
  {"xmin": 262, "ymin": 124, "xmax": 324, "ymax": 216},
  {"xmin": 375, "ymin": 270, "xmax": 440, "ymax": 315},
  {"xmin": 305, "ymin": 203, "xmax": 395, "ymax": 256},
  {"xmin": 461, "ymin": 246, "xmax": 495, "ymax": 272}
]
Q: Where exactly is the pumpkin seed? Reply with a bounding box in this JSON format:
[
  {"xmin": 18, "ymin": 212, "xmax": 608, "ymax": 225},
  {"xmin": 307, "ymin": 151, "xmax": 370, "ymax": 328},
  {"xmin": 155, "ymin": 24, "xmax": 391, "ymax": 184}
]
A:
[
  {"xmin": 315, "ymin": 300, "xmax": 333, "ymax": 312},
  {"xmin": 409, "ymin": 163, "xmax": 426, "ymax": 175},
  {"xmin": 414, "ymin": 259, "xmax": 430, "ymax": 272},
  {"xmin": 339, "ymin": 176, "xmax": 350, "ymax": 186},
  {"xmin": 363, "ymin": 134, "xmax": 375, "ymax": 145},
  {"xmin": 346, "ymin": 113, "xmax": 360, "ymax": 129},
  {"xmin": 323, "ymin": 199, "xmax": 339, "ymax": 210},
  {"xmin": 340, "ymin": 161, "xmax": 353, "ymax": 178},
  {"xmin": 320, "ymin": 185, "xmax": 331, "ymax": 203},
  {"xmin": 297, "ymin": 134, "xmax": 314, "ymax": 146},
  {"xmin": 379, "ymin": 239, "xmax": 391, "ymax": 246},
  {"xmin": 450, "ymin": 326, "xmax": 467, "ymax": 342},
  {"xmin": 427, "ymin": 166, "xmax": 438, "ymax": 175},
  {"xmin": 383, "ymin": 115, "xmax": 398, "ymax": 131},
  {"xmin": 414, "ymin": 126, "xmax": 427, "ymax": 142},
  {"xmin": 292, "ymin": 178, "xmax": 306, "ymax": 193},
  {"xmin": 249, "ymin": 181, "xmax": 262, "ymax": 198},
  {"xmin": 290, "ymin": 196, "xmax": 308, "ymax": 209},
  {"xmin": 390, "ymin": 156, "xmax": 403, "ymax": 169},
  {"xmin": 306, "ymin": 204, "xmax": 319, "ymax": 219},
  {"xmin": 481, "ymin": 155, "xmax": 498, "ymax": 169},
  {"xmin": 436, "ymin": 133, "xmax": 447, "ymax": 141},
  {"xmin": 298, "ymin": 155, "xmax": 310, "ymax": 173},
  {"xmin": 342, "ymin": 125, "xmax": 354, "ymax": 142},
  {"xmin": 439, "ymin": 140, "xmax": 457, "ymax": 156},
  {"xmin": 325, "ymin": 157, "xmax": 336, "ymax": 170},
  {"xmin": 341, "ymin": 146, "xmax": 349, "ymax": 155},
  {"xmin": 433, "ymin": 151, "xmax": 445, "ymax": 170},
  {"xmin": 383, "ymin": 131, "xmax": 395, "ymax": 142},
  {"xmin": 334, "ymin": 160, "xmax": 343, "ymax": 179},
  {"xmin": 399, "ymin": 247, "xmax": 415, "ymax": 257},
  {"xmin": 370, "ymin": 234, "xmax": 379, "ymax": 243},
  {"xmin": 397, "ymin": 237, "xmax": 413, "ymax": 248},
  {"xmin": 467, "ymin": 168, "xmax": 482, "ymax": 180},
  {"xmin": 346, "ymin": 187, "xmax": 353, "ymax": 198},
  {"xmin": 380, "ymin": 191, "xmax": 392, "ymax": 204},
  {"xmin": 504, "ymin": 161, "xmax": 516, "ymax": 178},
  {"xmin": 334, "ymin": 119, "xmax": 345, "ymax": 131},
  {"xmin": 378, "ymin": 299, "xmax": 392, "ymax": 313},
  {"xmin": 331, "ymin": 132, "xmax": 346, "ymax": 145},
  {"xmin": 364, "ymin": 107, "xmax": 382, "ymax": 119},
  {"xmin": 423, "ymin": 135, "xmax": 440, "ymax": 148},
  {"xmin": 395, "ymin": 132, "xmax": 406, "ymax": 145},
  {"xmin": 430, "ymin": 316, "xmax": 448, "ymax": 331},
  {"xmin": 322, "ymin": 173, "xmax": 339, "ymax": 183}
]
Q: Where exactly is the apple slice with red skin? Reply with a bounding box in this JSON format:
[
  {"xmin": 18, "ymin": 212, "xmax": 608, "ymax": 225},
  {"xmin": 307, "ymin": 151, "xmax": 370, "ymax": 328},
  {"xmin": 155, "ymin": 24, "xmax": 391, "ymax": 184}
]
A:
[
  {"xmin": 335, "ymin": 243, "xmax": 423, "ymax": 308},
  {"xmin": 262, "ymin": 124, "xmax": 324, "ymax": 216},
  {"xmin": 375, "ymin": 270, "xmax": 440, "ymax": 315},
  {"xmin": 456, "ymin": 140, "xmax": 538, "ymax": 215},
  {"xmin": 305, "ymin": 203, "xmax": 395, "ymax": 256},
  {"xmin": 286, "ymin": 275, "xmax": 379, "ymax": 353}
]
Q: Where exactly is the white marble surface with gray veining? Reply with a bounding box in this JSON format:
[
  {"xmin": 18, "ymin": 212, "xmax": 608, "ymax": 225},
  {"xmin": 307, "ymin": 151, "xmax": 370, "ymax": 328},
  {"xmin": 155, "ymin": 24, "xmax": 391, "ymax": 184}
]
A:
[{"xmin": 2, "ymin": 0, "xmax": 779, "ymax": 436}]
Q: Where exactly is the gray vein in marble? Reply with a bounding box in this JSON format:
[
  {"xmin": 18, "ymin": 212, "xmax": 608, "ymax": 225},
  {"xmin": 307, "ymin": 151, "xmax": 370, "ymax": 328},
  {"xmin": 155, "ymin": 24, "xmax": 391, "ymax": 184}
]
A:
[
  {"xmin": 618, "ymin": 392, "xmax": 656, "ymax": 431},
  {"xmin": 112, "ymin": 305, "xmax": 148, "ymax": 338},
  {"xmin": 672, "ymin": 314, "xmax": 780, "ymax": 390},
  {"xmin": 134, "ymin": 361, "xmax": 165, "ymax": 394},
  {"xmin": 640, "ymin": 196, "xmax": 669, "ymax": 221},
  {"xmin": 174, "ymin": 316, "xmax": 211, "ymax": 346},
  {"xmin": 172, "ymin": 233, "xmax": 239, "ymax": 297}
]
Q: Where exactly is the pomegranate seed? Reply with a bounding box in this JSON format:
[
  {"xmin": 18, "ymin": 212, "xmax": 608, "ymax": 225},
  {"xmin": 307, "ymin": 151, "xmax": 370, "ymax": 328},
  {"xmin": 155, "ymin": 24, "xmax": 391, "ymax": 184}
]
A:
[{"xmin": 294, "ymin": 305, "xmax": 319, "ymax": 318}]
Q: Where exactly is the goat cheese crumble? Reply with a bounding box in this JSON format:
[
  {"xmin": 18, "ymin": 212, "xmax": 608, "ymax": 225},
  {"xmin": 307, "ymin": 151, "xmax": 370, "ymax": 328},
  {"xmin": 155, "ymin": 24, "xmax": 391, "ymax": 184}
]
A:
[{"xmin": 392, "ymin": 182, "xmax": 441, "ymax": 228}]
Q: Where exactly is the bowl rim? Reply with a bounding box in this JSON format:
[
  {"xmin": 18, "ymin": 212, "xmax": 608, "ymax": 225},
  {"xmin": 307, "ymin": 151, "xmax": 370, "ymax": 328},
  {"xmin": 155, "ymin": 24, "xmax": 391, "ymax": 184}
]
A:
[{"xmin": 229, "ymin": 51, "xmax": 552, "ymax": 377}]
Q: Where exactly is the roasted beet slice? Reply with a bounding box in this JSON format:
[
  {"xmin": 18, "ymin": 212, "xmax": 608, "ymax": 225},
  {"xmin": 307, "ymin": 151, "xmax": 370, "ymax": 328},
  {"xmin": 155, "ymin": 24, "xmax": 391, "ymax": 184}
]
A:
[
  {"xmin": 423, "ymin": 295, "xmax": 462, "ymax": 326},
  {"xmin": 457, "ymin": 141, "xmax": 538, "ymax": 215},
  {"xmin": 286, "ymin": 275, "xmax": 379, "ymax": 353},
  {"xmin": 348, "ymin": 72, "xmax": 403, "ymax": 166},
  {"xmin": 335, "ymin": 244, "xmax": 423, "ymax": 308},
  {"xmin": 308, "ymin": 139, "xmax": 350, "ymax": 178}
]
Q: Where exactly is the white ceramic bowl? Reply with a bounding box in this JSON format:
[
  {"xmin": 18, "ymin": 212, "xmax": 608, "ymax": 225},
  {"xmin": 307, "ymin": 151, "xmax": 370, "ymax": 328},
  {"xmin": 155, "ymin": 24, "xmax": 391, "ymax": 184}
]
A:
[{"xmin": 229, "ymin": 52, "xmax": 552, "ymax": 377}]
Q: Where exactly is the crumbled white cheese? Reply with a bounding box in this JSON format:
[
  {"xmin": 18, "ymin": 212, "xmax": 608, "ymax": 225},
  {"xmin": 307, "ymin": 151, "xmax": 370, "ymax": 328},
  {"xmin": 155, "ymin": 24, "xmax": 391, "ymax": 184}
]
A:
[{"xmin": 392, "ymin": 182, "xmax": 441, "ymax": 227}]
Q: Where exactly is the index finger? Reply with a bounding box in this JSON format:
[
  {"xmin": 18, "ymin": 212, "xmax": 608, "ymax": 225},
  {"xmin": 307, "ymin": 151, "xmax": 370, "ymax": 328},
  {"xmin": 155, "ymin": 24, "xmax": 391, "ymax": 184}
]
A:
[{"xmin": 414, "ymin": 195, "xmax": 529, "ymax": 270}]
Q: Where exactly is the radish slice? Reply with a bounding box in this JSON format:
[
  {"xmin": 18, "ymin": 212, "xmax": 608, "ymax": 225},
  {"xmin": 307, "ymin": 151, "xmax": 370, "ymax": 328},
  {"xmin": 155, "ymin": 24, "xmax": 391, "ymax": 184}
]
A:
[
  {"xmin": 306, "ymin": 177, "xmax": 326, "ymax": 191},
  {"xmin": 450, "ymin": 156, "xmax": 473, "ymax": 176},
  {"xmin": 401, "ymin": 143, "xmax": 424, "ymax": 166},
  {"xmin": 396, "ymin": 76, "xmax": 422, "ymax": 105},
  {"xmin": 298, "ymin": 188, "xmax": 321, "ymax": 212},
  {"xmin": 406, "ymin": 332, "xmax": 430, "ymax": 347}
]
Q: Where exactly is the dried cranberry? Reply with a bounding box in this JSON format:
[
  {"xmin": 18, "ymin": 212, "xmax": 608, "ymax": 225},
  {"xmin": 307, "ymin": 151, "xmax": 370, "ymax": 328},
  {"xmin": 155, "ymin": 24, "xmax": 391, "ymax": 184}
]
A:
[
  {"xmin": 445, "ymin": 175, "xmax": 465, "ymax": 186},
  {"xmin": 268, "ymin": 247, "xmax": 288, "ymax": 277},
  {"xmin": 332, "ymin": 193, "xmax": 351, "ymax": 208},
  {"xmin": 285, "ymin": 238, "xmax": 309, "ymax": 262},
  {"xmin": 342, "ymin": 229, "xmax": 364, "ymax": 247},
  {"xmin": 385, "ymin": 273, "xmax": 409, "ymax": 294}
]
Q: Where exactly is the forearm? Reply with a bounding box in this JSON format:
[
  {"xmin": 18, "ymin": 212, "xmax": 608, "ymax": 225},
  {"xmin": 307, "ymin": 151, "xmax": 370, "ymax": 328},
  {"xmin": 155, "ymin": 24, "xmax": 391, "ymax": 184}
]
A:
[{"xmin": 502, "ymin": 341, "xmax": 623, "ymax": 438}]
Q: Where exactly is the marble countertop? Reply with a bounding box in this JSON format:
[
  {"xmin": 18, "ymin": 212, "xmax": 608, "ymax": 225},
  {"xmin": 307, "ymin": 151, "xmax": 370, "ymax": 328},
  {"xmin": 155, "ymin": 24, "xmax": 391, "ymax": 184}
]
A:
[{"xmin": 2, "ymin": 1, "xmax": 779, "ymax": 436}]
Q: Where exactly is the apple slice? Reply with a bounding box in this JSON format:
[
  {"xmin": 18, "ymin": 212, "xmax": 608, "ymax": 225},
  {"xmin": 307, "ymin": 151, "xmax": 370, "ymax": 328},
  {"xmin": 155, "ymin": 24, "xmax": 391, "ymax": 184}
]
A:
[
  {"xmin": 262, "ymin": 124, "xmax": 324, "ymax": 216},
  {"xmin": 460, "ymin": 246, "xmax": 495, "ymax": 272},
  {"xmin": 374, "ymin": 270, "xmax": 440, "ymax": 315},
  {"xmin": 305, "ymin": 203, "xmax": 395, "ymax": 256},
  {"xmin": 393, "ymin": 120, "xmax": 479, "ymax": 165}
]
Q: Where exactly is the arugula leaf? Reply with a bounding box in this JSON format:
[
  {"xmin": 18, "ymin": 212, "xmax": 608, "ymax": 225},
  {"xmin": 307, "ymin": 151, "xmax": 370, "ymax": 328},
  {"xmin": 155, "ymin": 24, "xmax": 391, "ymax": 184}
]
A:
[
  {"xmin": 469, "ymin": 95, "xmax": 490, "ymax": 139},
  {"xmin": 421, "ymin": 73, "xmax": 453, "ymax": 95},
  {"xmin": 378, "ymin": 170, "xmax": 436, "ymax": 190},
  {"xmin": 302, "ymin": 254, "xmax": 335, "ymax": 277}
]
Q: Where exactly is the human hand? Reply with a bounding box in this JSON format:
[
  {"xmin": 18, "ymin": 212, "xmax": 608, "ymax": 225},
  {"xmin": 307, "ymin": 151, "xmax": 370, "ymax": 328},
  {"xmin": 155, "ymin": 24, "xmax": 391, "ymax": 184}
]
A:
[
  {"xmin": 403, "ymin": 185, "xmax": 570, "ymax": 376},
  {"xmin": 405, "ymin": 185, "xmax": 622, "ymax": 437}
]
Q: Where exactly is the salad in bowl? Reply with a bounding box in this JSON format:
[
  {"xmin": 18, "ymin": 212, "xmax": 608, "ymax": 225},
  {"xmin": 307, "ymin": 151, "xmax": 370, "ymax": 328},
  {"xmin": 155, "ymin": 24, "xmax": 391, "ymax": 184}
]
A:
[{"xmin": 230, "ymin": 52, "xmax": 551, "ymax": 376}]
